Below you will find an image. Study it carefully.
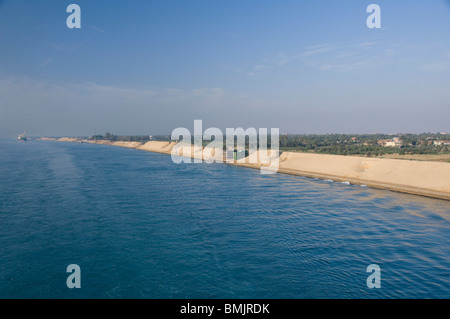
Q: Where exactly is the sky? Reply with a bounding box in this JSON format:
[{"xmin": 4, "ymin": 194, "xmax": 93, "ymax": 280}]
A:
[{"xmin": 0, "ymin": 0, "xmax": 450, "ymax": 138}]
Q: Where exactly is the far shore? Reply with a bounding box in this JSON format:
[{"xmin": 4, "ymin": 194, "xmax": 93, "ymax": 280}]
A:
[{"xmin": 37, "ymin": 137, "xmax": 450, "ymax": 201}]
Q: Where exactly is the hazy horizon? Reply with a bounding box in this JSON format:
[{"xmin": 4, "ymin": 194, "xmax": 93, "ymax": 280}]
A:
[
  {"xmin": 4, "ymin": 131, "xmax": 450, "ymax": 140},
  {"xmin": 1, "ymin": 1, "xmax": 450, "ymax": 138}
]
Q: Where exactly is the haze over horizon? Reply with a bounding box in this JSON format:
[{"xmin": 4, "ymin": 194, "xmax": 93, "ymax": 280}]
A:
[{"xmin": 1, "ymin": 0, "xmax": 450, "ymax": 138}]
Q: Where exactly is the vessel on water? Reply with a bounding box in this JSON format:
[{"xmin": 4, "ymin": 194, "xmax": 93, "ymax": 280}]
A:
[{"xmin": 18, "ymin": 132, "xmax": 27, "ymax": 142}]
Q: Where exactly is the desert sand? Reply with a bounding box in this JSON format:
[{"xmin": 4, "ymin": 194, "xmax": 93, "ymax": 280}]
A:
[
  {"xmin": 138, "ymin": 141, "xmax": 177, "ymax": 154},
  {"xmin": 111, "ymin": 141, "xmax": 144, "ymax": 149}
]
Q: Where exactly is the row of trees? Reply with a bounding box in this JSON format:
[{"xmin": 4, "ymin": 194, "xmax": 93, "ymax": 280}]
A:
[
  {"xmin": 89, "ymin": 132, "xmax": 450, "ymax": 156},
  {"xmin": 278, "ymin": 133, "xmax": 450, "ymax": 156},
  {"xmin": 90, "ymin": 133, "xmax": 171, "ymax": 142}
]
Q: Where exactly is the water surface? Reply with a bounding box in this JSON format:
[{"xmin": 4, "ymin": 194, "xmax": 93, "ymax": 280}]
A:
[{"xmin": 0, "ymin": 140, "xmax": 449, "ymax": 298}]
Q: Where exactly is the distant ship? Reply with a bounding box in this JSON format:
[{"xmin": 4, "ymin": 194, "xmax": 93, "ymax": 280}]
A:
[{"xmin": 18, "ymin": 132, "xmax": 27, "ymax": 142}]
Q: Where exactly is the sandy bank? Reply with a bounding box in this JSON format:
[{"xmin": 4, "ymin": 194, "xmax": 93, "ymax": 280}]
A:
[
  {"xmin": 56, "ymin": 137, "xmax": 79, "ymax": 143},
  {"xmin": 272, "ymin": 152, "xmax": 450, "ymax": 200},
  {"xmin": 88, "ymin": 139, "xmax": 112, "ymax": 145},
  {"xmin": 138, "ymin": 141, "xmax": 177, "ymax": 154},
  {"xmin": 111, "ymin": 141, "xmax": 144, "ymax": 149},
  {"xmin": 156, "ymin": 145, "xmax": 450, "ymax": 200},
  {"xmin": 43, "ymin": 138, "xmax": 450, "ymax": 200}
]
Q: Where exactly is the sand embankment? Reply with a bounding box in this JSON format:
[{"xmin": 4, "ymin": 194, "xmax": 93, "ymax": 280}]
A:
[
  {"xmin": 56, "ymin": 137, "xmax": 80, "ymax": 143},
  {"xmin": 111, "ymin": 141, "xmax": 144, "ymax": 149},
  {"xmin": 268, "ymin": 152, "xmax": 450, "ymax": 200},
  {"xmin": 42, "ymin": 138, "xmax": 450, "ymax": 200},
  {"xmin": 170, "ymin": 143, "xmax": 208, "ymax": 161},
  {"xmin": 54, "ymin": 138, "xmax": 143, "ymax": 149},
  {"xmin": 164, "ymin": 147, "xmax": 450, "ymax": 200},
  {"xmin": 88, "ymin": 139, "xmax": 112, "ymax": 145},
  {"xmin": 138, "ymin": 141, "xmax": 177, "ymax": 154}
]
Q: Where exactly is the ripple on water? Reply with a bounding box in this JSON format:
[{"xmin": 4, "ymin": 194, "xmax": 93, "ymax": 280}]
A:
[{"xmin": 0, "ymin": 140, "xmax": 449, "ymax": 298}]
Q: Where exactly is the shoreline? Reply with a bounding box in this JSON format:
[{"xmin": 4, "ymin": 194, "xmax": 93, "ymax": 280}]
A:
[
  {"xmin": 38, "ymin": 138, "xmax": 450, "ymax": 201},
  {"xmin": 234, "ymin": 163, "xmax": 450, "ymax": 201}
]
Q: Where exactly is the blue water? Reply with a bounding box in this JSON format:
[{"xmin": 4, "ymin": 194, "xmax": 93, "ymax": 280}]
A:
[{"xmin": 0, "ymin": 140, "xmax": 449, "ymax": 299}]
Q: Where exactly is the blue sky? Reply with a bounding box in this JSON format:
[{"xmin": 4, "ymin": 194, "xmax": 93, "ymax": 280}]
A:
[{"xmin": 1, "ymin": 0, "xmax": 450, "ymax": 137}]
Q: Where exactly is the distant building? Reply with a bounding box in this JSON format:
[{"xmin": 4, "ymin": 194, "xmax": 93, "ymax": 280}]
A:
[
  {"xmin": 434, "ymin": 140, "xmax": 450, "ymax": 146},
  {"xmin": 378, "ymin": 137, "xmax": 402, "ymax": 148}
]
